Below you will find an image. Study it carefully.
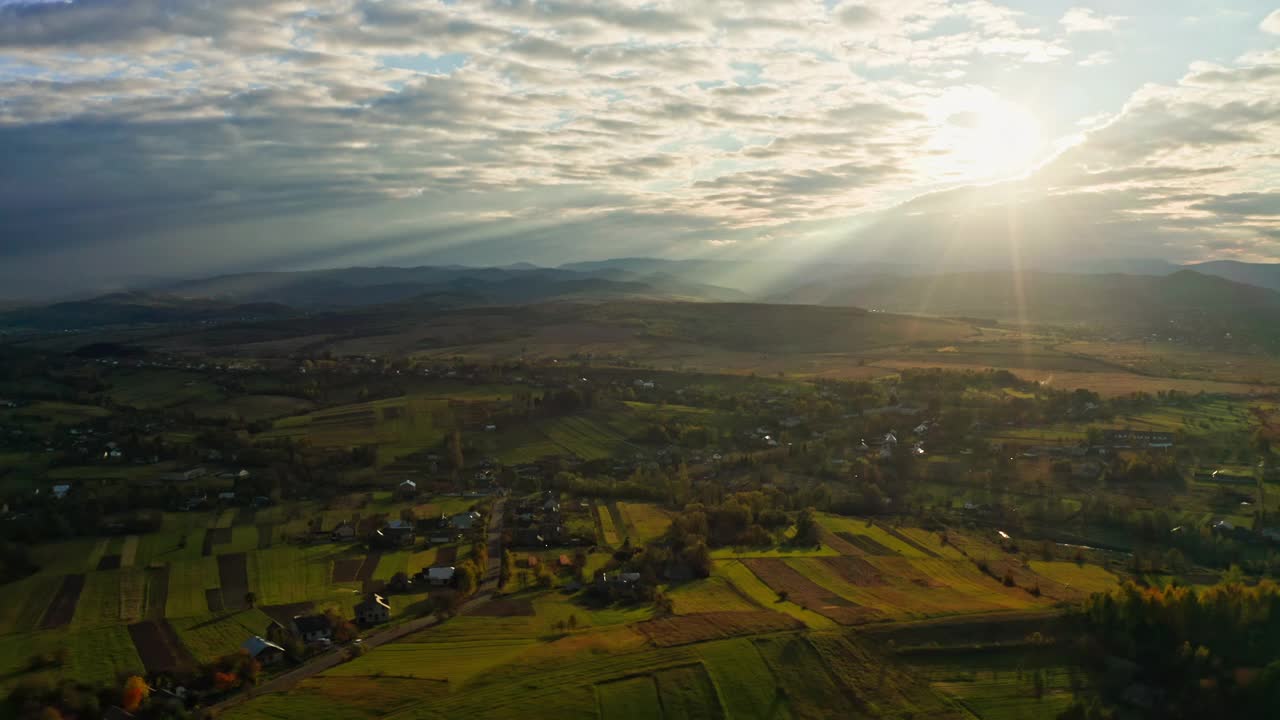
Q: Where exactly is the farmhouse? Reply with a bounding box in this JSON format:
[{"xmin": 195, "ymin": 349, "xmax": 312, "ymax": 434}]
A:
[
  {"xmin": 374, "ymin": 520, "xmax": 416, "ymax": 548},
  {"xmin": 292, "ymin": 614, "xmax": 332, "ymax": 643},
  {"xmin": 355, "ymin": 594, "xmax": 391, "ymax": 625},
  {"xmin": 397, "ymin": 479, "xmax": 418, "ymax": 499},
  {"xmin": 330, "ymin": 521, "xmax": 357, "ymax": 541},
  {"xmin": 424, "ymin": 566, "xmax": 455, "ymax": 586},
  {"xmin": 450, "ymin": 510, "xmax": 482, "ymax": 530},
  {"xmin": 241, "ymin": 635, "xmax": 286, "ymax": 665}
]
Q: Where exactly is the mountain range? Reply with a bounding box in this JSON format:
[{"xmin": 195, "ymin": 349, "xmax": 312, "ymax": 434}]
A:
[{"xmin": 3, "ymin": 259, "xmax": 1280, "ymax": 351}]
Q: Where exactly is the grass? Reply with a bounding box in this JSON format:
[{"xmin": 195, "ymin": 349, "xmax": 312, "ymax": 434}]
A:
[
  {"xmin": 617, "ymin": 502, "xmax": 673, "ymax": 544},
  {"xmin": 697, "ymin": 638, "xmax": 790, "ymax": 720},
  {"xmin": 655, "ymin": 664, "xmax": 724, "ymax": 720},
  {"xmin": 1026, "ymin": 562, "xmax": 1120, "ymax": 595},
  {"xmin": 326, "ymin": 637, "xmax": 537, "ymax": 685},
  {"xmin": 597, "ymin": 675, "xmax": 663, "ymax": 719},
  {"xmin": 170, "ymin": 609, "xmax": 275, "ymax": 664},
  {"xmin": 539, "ymin": 415, "xmax": 632, "ymax": 461},
  {"xmin": 907, "ymin": 646, "xmax": 1078, "ymax": 720},
  {"xmin": 597, "ymin": 502, "xmax": 621, "ymax": 546},
  {"xmin": 669, "ymin": 577, "xmax": 761, "ymax": 615},
  {"xmin": 815, "ymin": 515, "xmax": 930, "ymax": 558}
]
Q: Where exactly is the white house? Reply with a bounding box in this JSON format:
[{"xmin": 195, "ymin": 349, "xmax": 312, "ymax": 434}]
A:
[
  {"xmin": 355, "ymin": 594, "xmax": 391, "ymax": 625},
  {"xmin": 426, "ymin": 566, "xmax": 456, "ymax": 586},
  {"xmin": 450, "ymin": 511, "xmax": 482, "ymax": 530},
  {"xmin": 240, "ymin": 636, "xmax": 286, "ymax": 665}
]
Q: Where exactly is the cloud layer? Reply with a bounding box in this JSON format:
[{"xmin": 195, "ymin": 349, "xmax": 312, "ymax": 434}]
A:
[{"xmin": 0, "ymin": 0, "xmax": 1278, "ymax": 297}]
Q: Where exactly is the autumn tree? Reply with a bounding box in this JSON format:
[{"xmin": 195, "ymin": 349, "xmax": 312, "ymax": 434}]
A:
[{"xmin": 121, "ymin": 675, "xmax": 149, "ymax": 712}]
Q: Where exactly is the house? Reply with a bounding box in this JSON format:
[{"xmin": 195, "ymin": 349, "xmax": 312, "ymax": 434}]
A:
[
  {"xmin": 330, "ymin": 521, "xmax": 357, "ymax": 542},
  {"xmin": 241, "ymin": 635, "xmax": 286, "ymax": 665},
  {"xmin": 218, "ymin": 491, "xmax": 237, "ymax": 503},
  {"xmin": 558, "ymin": 554, "xmax": 573, "ymax": 569},
  {"xmin": 512, "ymin": 528, "xmax": 546, "ymax": 547},
  {"xmin": 397, "ymin": 479, "xmax": 418, "ymax": 499},
  {"xmin": 425, "ymin": 566, "xmax": 456, "ymax": 586},
  {"xmin": 375, "ymin": 520, "xmax": 416, "ymax": 548},
  {"xmin": 543, "ymin": 498, "xmax": 561, "ymax": 514},
  {"xmin": 450, "ymin": 511, "xmax": 482, "ymax": 530},
  {"xmin": 355, "ymin": 594, "xmax": 391, "ymax": 625},
  {"xmin": 292, "ymin": 614, "xmax": 332, "ymax": 643},
  {"xmin": 51, "ymin": 484, "xmax": 72, "ymax": 500},
  {"xmin": 1102, "ymin": 429, "xmax": 1175, "ymax": 449}
]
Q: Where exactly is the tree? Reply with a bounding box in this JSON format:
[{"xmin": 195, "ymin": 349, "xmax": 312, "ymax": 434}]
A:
[
  {"xmin": 244, "ymin": 591, "xmax": 257, "ymax": 608},
  {"xmin": 793, "ymin": 507, "xmax": 820, "ymax": 547},
  {"xmin": 122, "ymin": 675, "xmax": 149, "ymax": 712}
]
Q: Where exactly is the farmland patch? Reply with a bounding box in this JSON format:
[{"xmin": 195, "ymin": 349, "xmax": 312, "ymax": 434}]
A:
[
  {"xmin": 145, "ymin": 565, "xmax": 169, "ymax": 620},
  {"xmin": 261, "ymin": 602, "xmax": 316, "ymax": 628},
  {"xmin": 468, "ymin": 599, "xmax": 535, "ymax": 617},
  {"xmin": 638, "ymin": 611, "xmax": 803, "ymax": 647},
  {"xmin": 820, "ymin": 556, "xmax": 886, "ymax": 586},
  {"xmin": 97, "ymin": 554, "xmax": 122, "ymax": 571},
  {"xmin": 120, "ymin": 535, "xmax": 139, "ymax": 566},
  {"xmin": 835, "ymin": 532, "xmax": 897, "ymax": 556},
  {"xmin": 206, "ymin": 588, "xmax": 224, "ymax": 613},
  {"xmin": 331, "ymin": 557, "xmax": 363, "ymax": 583},
  {"xmin": 217, "ymin": 553, "xmax": 250, "ymax": 610},
  {"xmin": 742, "ymin": 559, "xmax": 878, "ymax": 626},
  {"xmin": 128, "ymin": 619, "xmax": 196, "ymax": 674},
  {"xmin": 40, "ymin": 573, "xmax": 86, "ymax": 629},
  {"xmin": 655, "ymin": 664, "xmax": 724, "ymax": 720},
  {"xmin": 256, "ymin": 524, "xmax": 274, "ymax": 549},
  {"xmin": 597, "ymin": 675, "xmax": 662, "ymax": 720}
]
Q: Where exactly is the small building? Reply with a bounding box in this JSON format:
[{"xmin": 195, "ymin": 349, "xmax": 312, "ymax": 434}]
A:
[
  {"xmin": 51, "ymin": 484, "xmax": 72, "ymax": 500},
  {"xmin": 331, "ymin": 521, "xmax": 357, "ymax": 541},
  {"xmin": 292, "ymin": 614, "xmax": 332, "ymax": 643},
  {"xmin": 241, "ymin": 635, "xmax": 286, "ymax": 665},
  {"xmin": 450, "ymin": 511, "xmax": 482, "ymax": 530},
  {"xmin": 522, "ymin": 555, "xmax": 539, "ymax": 569},
  {"xmin": 355, "ymin": 594, "xmax": 391, "ymax": 625},
  {"xmin": 397, "ymin": 479, "xmax": 418, "ymax": 499},
  {"xmin": 558, "ymin": 554, "xmax": 572, "ymax": 568},
  {"xmin": 425, "ymin": 566, "xmax": 456, "ymax": 586},
  {"xmin": 375, "ymin": 521, "xmax": 416, "ymax": 548}
]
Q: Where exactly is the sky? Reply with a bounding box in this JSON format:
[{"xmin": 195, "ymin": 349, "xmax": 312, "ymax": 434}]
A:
[{"xmin": 1, "ymin": 1, "xmax": 1279, "ymax": 298}]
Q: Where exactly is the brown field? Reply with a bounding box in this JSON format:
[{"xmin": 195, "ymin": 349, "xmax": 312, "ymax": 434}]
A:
[
  {"xmin": 467, "ymin": 599, "xmax": 535, "ymax": 617},
  {"xmin": 819, "ymin": 556, "xmax": 887, "ymax": 586},
  {"xmin": 835, "ymin": 532, "xmax": 897, "ymax": 556},
  {"xmin": 128, "ymin": 619, "xmax": 197, "ymax": 673},
  {"xmin": 435, "ymin": 546, "xmax": 458, "ymax": 565},
  {"xmin": 817, "ymin": 529, "xmax": 863, "ymax": 556},
  {"xmin": 743, "ymin": 559, "xmax": 879, "ymax": 625},
  {"xmin": 202, "ymin": 527, "xmax": 232, "ymax": 557},
  {"xmin": 356, "ymin": 513, "xmax": 388, "ymax": 535},
  {"xmin": 262, "ymin": 602, "xmax": 315, "ymax": 627},
  {"xmin": 637, "ymin": 611, "xmax": 802, "ymax": 647},
  {"xmin": 97, "ymin": 554, "xmax": 122, "ymax": 570},
  {"xmin": 356, "ymin": 552, "xmax": 382, "ymax": 583},
  {"xmin": 218, "ymin": 553, "xmax": 250, "ymax": 610},
  {"xmin": 40, "ymin": 573, "xmax": 86, "ymax": 629},
  {"xmin": 332, "ymin": 558, "xmax": 363, "ymax": 583},
  {"xmin": 145, "ymin": 565, "xmax": 169, "ymax": 620},
  {"xmin": 876, "ymin": 525, "xmax": 943, "ymax": 559},
  {"xmin": 206, "ymin": 588, "xmax": 224, "ymax": 613}
]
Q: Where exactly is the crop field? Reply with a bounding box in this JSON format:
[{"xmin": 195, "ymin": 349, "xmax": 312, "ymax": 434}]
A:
[
  {"xmin": 669, "ymin": 577, "xmax": 760, "ymax": 615},
  {"xmin": 326, "ymin": 637, "xmax": 539, "ymax": 685},
  {"xmin": 265, "ymin": 393, "xmax": 453, "ymax": 466},
  {"xmin": 1025, "ymin": 562, "xmax": 1120, "ymax": 595},
  {"xmin": 170, "ymin": 609, "xmax": 275, "ymax": 664},
  {"xmin": 637, "ymin": 611, "xmax": 802, "ymax": 647},
  {"xmin": 714, "ymin": 561, "xmax": 836, "ymax": 630},
  {"xmin": 106, "ymin": 369, "xmax": 225, "ymax": 410},
  {"xmin": 906, "ymin": 647, "xmax": 1078, "ymax": 720},
  {"xmin": 597, "ymin": 675, "xmax": 663, "ymax": 719},
  {"xmin": 597, "ymin": 501, "xmax": 621, "ymax": 546},
  {"xmin": 742, "ymin": 559, "xmax": 879, "ymax": 625},
  {"xmin": 539, "ymin": 415, "xmax": 632, "ymax": 461}
]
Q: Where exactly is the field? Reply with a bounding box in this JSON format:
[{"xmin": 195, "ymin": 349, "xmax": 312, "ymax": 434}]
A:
[{"xmin": 616, "ymin": 502, "xmax": 673, "ymax": 544}]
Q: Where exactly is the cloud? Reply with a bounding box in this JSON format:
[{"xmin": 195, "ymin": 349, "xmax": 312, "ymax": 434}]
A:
[
  {"xmin": 1263, "ymin": 9, "xmax": 1280, "ymax": 34},
  {"xmin": 1060, "ymin": 7, "xmax": 1125, "ymax": 33},
  {"xmin": 0, "ymin": 0, "xmax": 1274, "ymax": 297}
]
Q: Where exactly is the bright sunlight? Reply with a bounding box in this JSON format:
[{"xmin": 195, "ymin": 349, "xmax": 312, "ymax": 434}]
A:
[{"xmin": 929, "ymin": 89, "xmax": 1044, "ymax": 180}]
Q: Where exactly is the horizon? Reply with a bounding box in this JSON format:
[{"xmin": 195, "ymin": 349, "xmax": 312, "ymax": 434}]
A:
[{"xmin": 1, "ymin": 1, "xmax": 1278, "ymax": 298}]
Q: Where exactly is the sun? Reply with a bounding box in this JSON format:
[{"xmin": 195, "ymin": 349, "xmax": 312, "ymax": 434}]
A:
[{"xmin": 930, "ymin": 90, "xmax": 1044, "ymax": 180}]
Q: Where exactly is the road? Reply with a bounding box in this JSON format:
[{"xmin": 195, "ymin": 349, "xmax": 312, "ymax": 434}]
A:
[{"xmin": 206, "ymin": 496, "xmax": 506, "ymax": 714}]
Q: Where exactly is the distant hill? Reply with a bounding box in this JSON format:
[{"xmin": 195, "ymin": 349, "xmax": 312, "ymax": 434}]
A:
[
  {"xmin": 0, "ymin": 292, "xmax": 294, "ymax": 331},
  {"xmin": 162, "ymin": 265, "xmax": 747, "ymax": 307},
  {"xmin": 1185, "ymin": 260, "xmax": 1280, "ymax": 292},
  {"xmin": 773, "ymin": 269, "xmax": 1280, "ymax": 349}
]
